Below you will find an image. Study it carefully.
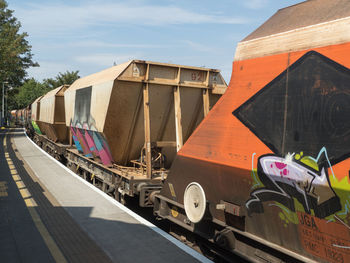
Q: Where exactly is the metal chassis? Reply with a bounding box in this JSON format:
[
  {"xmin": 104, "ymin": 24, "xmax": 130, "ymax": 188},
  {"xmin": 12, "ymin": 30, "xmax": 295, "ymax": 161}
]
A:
[
  {"xmin": 66, "ymin": 149, "xmax": 163, "ymax": 207},
  {"xmin": 33, "ymin": 133, "xmax": 68, "ymax": 161},
  {"xmin": 153, "ymin": 195, "xmax": 316, "ymax": 263},
  {"xmin": 31, "ymin": 133, "xmax": 164, "ymax": 207}
]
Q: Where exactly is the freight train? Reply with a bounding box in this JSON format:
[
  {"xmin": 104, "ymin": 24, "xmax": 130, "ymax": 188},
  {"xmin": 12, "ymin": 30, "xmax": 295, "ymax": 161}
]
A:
[
  {"xmin": 153, "ymin": 1, "xmax": 350, "ymax": 262},
  {"xmin": 25, "ymin": 60, "xmax": 227, "ymax": 208},
  {"xmin": 15, "ymin": 0, "xmax": 350, "ymax": 262}
]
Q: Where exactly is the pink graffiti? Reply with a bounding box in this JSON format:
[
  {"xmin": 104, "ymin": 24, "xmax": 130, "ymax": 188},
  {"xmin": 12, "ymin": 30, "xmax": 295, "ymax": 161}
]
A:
[
  {"xmin": 275, "ymin": 162, "xmax": 287, "ymax": 169},
  {"xmin": 85, "ymin": 131, "xmax": 98, "ymax": 156},
  {"xmin": 269, "ymin": 161, "xmax": 290, "ymax": 180}
]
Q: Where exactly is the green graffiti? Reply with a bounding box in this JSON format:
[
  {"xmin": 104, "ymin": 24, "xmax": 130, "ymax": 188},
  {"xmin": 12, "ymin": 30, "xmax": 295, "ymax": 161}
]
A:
[
  {"xmin": 251, "ymin": 153, "xmax": 264, "ymax": 189},
  {"xmin": 325, "ymin": 175, "xmax": 350, "ymax": 224},
  {"xmin": 31, "ymin": 121, "xmax": 42, "ymax": 134},
  {"xmin": 271, "ymin": 199, "xmax": 302, "ymax": 226},
  {"xmin": 251, "ymin": 168, "xmax": 264, "ymax": 189},
  {"xmin": 249, "ymin": 149, "xmax": 349, "ymax": 226}
]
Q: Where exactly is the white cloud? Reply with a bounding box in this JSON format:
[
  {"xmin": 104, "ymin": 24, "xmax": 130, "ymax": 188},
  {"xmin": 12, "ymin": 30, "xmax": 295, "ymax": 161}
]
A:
[
  {"xmin": 182, "ymin": 40, "xmax": 214, "ymax": 52},
  {"xmin": 13, "ymin": 2, "xmax": 249, "ymax": 36},
  {"xmin": 243, "ymin": 0, "xmax": 269, "ymax": 10}
]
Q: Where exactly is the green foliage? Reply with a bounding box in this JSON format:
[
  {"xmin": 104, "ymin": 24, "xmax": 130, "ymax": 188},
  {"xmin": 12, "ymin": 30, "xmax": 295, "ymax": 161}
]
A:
[
  {"xmin": 0, "ymin": 1, "xmax": 81, "ymax": 111},
  {"xmin": 43, "ymin": 70, "xmax": 80, "ymax": 90},
  {"xmin": 0, "ymin": 0, "xmax": 38, "ymax": 86},
  {"xmin": 10, "ymin": 70, "xmax": 80, "ymax": 110},
  {"xmin": 13, "ymin": 79, "xmax": 49, "ymax": 109}
]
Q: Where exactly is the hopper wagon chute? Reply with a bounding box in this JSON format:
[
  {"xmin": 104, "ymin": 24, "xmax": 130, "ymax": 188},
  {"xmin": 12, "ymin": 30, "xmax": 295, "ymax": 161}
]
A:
[
  {"xmin": 64, "ymin": 60, "xmax": 227, "ymax": 206},
  {"xmin": 24, "ymin": 106, "xmax": 31, "ymax": 129},
  {"xmin": 154, "ymin": 1, "xmax": 350, "ymax": 262},
  {"xmin": 33, "ymin": 85, "xmax": 71, "ymax": 159},
  {"xmin": 39, "ymin": 85, "xmax": 70, "ymax": 143},
  {"xmin": 31, "ymin": 96, "xmax": 43, "ymax": 136},
  {"xmin": 16, "ymin": 108, "xmax": 26, "ymax": 127},
  {"xmin": 10, "ymin": 110, "xmax": 17, "ymax": 125}
]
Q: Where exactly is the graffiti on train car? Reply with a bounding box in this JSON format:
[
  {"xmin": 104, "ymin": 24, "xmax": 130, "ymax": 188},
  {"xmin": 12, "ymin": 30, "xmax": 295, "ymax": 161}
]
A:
[
  {"xmin": 298, "ymin": 212, "xmax": 350, "ymax": 263},
  {"xmin": 247, "ymin": 148, "xmax": 350, "ymax": 262},
  {"xmin": 70, "ymin": 86, "xmax": 113, "ymax": 166},
  {"xmin": 233, "ymin": 50, "xmax": 350, "ymax": 218},
  {"xmin": 233, "ymin": 51, "xmax": 350, "ymax": 260},
  {"xmin": 246, "ymin": 148, "xmax": 341, "ymax": 218},
  {"xmin": 31, "ymin": 120, "xmax": 42, "ymax": 135}
]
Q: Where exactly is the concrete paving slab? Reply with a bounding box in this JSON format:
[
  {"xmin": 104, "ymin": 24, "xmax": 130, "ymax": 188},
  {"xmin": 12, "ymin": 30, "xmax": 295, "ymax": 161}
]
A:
[
  {"xmin": 0, "ymin": 131, "xmax": 55, "ymax": 263},
  {"xmin": 12, "ymin": 130, "xmax": 209, "ymax": 263}
]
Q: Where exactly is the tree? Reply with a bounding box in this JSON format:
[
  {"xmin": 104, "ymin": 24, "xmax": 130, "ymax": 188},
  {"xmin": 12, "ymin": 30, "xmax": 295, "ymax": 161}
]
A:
[
  {"xmin": 10, "ymin": 70, "xmax": 80, "ymax": 110},
  {"xmin": 0, "ymin": 0, "xmax": 38, "ymax": 86},
  {"xmin": 13, "ymin": 78, "xmax": 49, "ymax": 109},
  {"xmin": 43, "ymin": 70, "xmax": 80, "ymax": 90}
]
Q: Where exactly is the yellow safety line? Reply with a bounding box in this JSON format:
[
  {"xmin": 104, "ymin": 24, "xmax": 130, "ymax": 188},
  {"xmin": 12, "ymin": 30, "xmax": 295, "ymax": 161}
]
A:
[
  {"xmin": 3, "ymin": 132, "xmax": 67, "ymax": 263},
  {"xmin": 16, "ymin": 181, "xmax": 25, "ymax": 189},
  {"xmin": 19, "ymin": 188, "xmax": 31, "ymax": 199}
]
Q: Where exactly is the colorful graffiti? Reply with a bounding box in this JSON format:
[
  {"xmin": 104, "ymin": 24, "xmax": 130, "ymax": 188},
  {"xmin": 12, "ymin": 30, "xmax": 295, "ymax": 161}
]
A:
[
  {"xmin": 247, "ymin": 148, "xmax": 341, "ymax": 218},
  {"xmin": 70, "ymin": 125, "xmax": 113, "ymax": 166},
  {"xmin": 31, "ymin": 120, "xmax": 42, "ymax": 135},
  {"xmin": 70, "ymin": 86, "xmax": 113, "ymax": 166},
  {"xmin": 233, "ymin": 51, "xmax": 350, "ymax": 261},
  {"xmin": 231, "ymin": 51, "xmax": 350, "ymax": 221},
  {"xmin": 248, "ymin": 149, "xmax": 350, "ymax": 262}
]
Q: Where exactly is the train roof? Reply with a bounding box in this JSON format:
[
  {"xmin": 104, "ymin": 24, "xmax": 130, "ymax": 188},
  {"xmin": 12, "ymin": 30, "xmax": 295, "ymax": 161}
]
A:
[
  {"xmin": 68, "ymin": 61, "xmax": 132, "ymax": 92},
  {"xmin": 68, "ymin": 60, "xmax": 225, "ymax": 93},
  {"xmin": 32, "ymin": 95, "xmax": 43, "ymax": 105},
  {"xmin": 235, "ymin": 0, "xmax": 350, "ymax": 61},
  {"xmin": 41, "ymin": 85, "xmax": 69, "ymax": 99},
  {"xmin": 243, "ymin": 0, "xmax": 350, "ymax": 42}
]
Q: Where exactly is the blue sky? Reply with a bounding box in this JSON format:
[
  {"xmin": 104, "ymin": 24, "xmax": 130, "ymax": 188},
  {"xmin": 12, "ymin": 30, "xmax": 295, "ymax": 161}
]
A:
[{"xmin": 8, "ymin": 0, "xmax": 302, "ymax": 83}]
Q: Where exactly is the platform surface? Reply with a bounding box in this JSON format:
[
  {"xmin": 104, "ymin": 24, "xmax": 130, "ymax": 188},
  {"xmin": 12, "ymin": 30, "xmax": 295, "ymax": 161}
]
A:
[{"xmin": 0, "ymin": 129, "xmax": 208, "ymax": 263}]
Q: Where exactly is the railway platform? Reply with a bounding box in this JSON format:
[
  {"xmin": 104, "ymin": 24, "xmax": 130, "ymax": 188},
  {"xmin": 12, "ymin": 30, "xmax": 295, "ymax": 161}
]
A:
[{"xmin": 0, "ymin": 128, "xmax": 209, "ymax": 263}]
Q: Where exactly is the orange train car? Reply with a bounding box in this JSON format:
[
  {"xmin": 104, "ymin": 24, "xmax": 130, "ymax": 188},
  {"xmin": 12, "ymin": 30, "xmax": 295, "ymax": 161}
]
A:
[{"xmin": 155, "ymin": 0, "xmax": 350, "ymax": 262}]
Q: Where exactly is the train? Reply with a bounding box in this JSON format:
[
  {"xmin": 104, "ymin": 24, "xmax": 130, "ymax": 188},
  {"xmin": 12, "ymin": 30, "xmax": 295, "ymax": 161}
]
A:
[
  {"xmin": 24, "ymin": 60, "xmax": 227, "ymax": 208},
  {"xmin": 14, "ymin": 0, "xmax": 350, "ymax": 262}
]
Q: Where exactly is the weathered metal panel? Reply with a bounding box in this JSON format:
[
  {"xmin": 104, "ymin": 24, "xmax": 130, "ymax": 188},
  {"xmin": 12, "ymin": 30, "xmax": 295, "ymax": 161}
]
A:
[
  {"xmin": 64, "ymin": 61, "xmax": 132, "ymax": 128},
  {"xmin": 243, "ymin": 0, "xmax": 350, "ymax": 41},
  {"xmin": 66, "ymin": 60, "xmax": 227, "ymax": 167},
  {"xmin": 39, "ymin": 85, "xmax": 69, "ymax": 142},
  {"xmin": 40, "ymin": 93, "xmax": 55, "ymax": 124},
  {"xmin": 236, "ymin": 0, "xmax": 350, "ymax": 61},
  {"xmin": 39, "ymin": 85, "xmax": 68, "ymax": 124},
  {"xmin": 158, "ymin": 1, "xmax": 350, "ymax": 262},
  {"xmin": 103, "ymin": 81, "xmax": 144, "ymax": 166},
  {"xmin": 31, "ymin": 96, "xmax": 42, "ymax": 122},
  {"xmin": 30, "ymin": 96, "xmax": 43, "ymax": 134}
]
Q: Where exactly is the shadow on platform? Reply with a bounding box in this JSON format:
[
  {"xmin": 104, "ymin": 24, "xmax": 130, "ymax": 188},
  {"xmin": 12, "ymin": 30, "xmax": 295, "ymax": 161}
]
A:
[{"xmin": 0, "ymin": 129, "xmax": 199, "ymax": 263}]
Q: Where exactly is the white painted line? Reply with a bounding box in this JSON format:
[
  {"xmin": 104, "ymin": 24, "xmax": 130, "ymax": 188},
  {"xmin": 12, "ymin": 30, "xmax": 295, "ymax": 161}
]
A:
[{"xmin": 19, "ymin": 130, "xmax": 211, "ymax": 263}]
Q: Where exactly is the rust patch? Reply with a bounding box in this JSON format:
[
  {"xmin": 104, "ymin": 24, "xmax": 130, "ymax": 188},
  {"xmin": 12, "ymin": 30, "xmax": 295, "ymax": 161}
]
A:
[{"xmin": 298, "ymin": 212, "xmax": 350, "ymax": 263}]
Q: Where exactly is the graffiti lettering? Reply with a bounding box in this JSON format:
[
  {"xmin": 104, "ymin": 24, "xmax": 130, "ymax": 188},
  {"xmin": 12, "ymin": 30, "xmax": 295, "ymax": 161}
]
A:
[
  {"xmin": 324, "ymin": 247, "xmax": 344, "ymax": 263},
  {"xmin": 233, "ymin": 50, "xmax": 350, "ymax": 263},
  {"xmin": 299, "ymin": 213, "xmax": 318, "ymax": 230},
  {"xmin": 304, "ymin": 240, "xmax": 319, "ymax": 253},
  {"xmin": 70, "ymin": 86, "xmax": 114, "ymax": 166},
  {"xmin": 246, "ymin": 148, "xmax": 341, "ymax": 218}
]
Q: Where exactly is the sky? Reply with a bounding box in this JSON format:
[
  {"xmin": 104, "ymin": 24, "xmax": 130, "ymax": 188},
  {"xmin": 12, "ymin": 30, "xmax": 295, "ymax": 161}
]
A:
[{"xmin": 8, "ymin": 0, "xmax": 302, "ymax": 83}]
